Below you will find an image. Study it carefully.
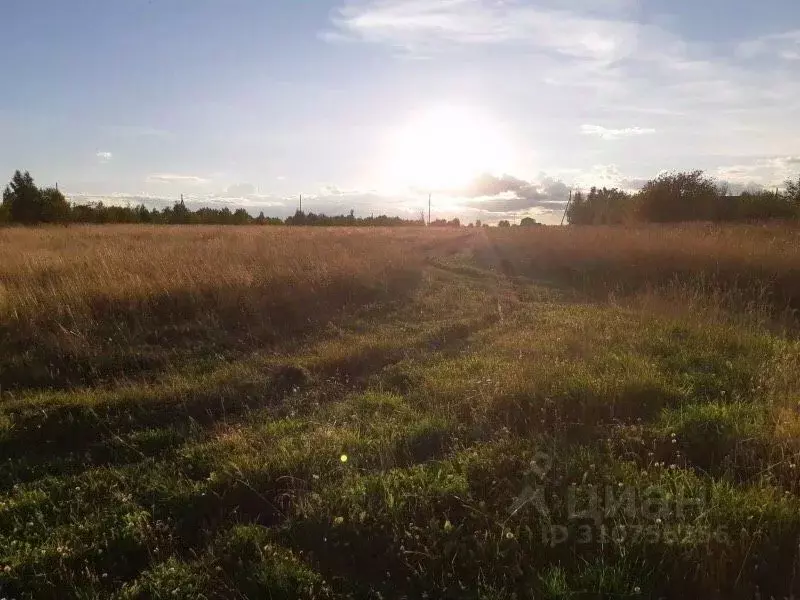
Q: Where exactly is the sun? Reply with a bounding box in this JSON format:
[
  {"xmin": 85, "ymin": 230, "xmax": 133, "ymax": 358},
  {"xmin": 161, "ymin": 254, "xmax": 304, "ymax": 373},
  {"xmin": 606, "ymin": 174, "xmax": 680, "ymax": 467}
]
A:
[{"xmin": 380, "ymin": 105, "xmax": 515, "ymax": 190}]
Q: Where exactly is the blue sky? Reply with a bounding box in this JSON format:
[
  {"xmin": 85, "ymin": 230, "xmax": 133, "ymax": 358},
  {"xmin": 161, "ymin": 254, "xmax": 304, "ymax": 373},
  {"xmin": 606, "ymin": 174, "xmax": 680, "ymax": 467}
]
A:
[{"xmin": 2, "ymin": 0, "xmax": 799, "ymax": 223}]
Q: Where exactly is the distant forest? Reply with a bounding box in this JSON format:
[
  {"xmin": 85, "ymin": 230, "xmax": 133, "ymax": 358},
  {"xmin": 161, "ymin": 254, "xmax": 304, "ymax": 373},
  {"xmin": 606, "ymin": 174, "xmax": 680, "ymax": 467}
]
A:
[
  {"xmin": 2, "ymin": 169, "xmax": 799, "ymax": 227},
  {"xmin": 0, "ymin": 171, "xmax": 425, "ymax": 227},
  {"xmin": 567, "ymin": 170, "xmax": 800, "ymax": 225}
]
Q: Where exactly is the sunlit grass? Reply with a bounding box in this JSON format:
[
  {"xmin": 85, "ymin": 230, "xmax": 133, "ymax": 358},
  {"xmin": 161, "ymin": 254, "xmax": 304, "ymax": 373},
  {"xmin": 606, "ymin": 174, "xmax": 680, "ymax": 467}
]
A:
[{"xmin": 1, "ymin": 224, "xmax": 800, "ymax": 598}]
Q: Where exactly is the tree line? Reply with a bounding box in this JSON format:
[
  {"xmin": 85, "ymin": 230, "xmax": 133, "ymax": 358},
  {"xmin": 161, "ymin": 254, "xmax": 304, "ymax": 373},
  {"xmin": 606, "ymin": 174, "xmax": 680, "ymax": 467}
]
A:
[
  {"xmin": 0, "ymin": 171, "xmax": 421, "ymax": 227},
  {"xmin": 4, "ymin": 169, "xmax": 800, "ymax": 227},
  {"xmin": 567, "ymin": 170, "xmax": 800, "ymax": 225}
]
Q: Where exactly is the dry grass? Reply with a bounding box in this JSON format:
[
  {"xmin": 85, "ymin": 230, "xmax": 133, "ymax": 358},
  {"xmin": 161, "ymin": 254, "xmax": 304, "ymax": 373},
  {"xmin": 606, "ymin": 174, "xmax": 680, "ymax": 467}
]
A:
[
  {"xmin": 482, "ymin": 223, "xmax": 800, "ymax": 316},
  {"xmin": 0, "ymin": 226, "xmax": 468, "ymax": 390},
  {"xmin": 0, "ymin": 226, "xmax": 426, "ymax": 325}
]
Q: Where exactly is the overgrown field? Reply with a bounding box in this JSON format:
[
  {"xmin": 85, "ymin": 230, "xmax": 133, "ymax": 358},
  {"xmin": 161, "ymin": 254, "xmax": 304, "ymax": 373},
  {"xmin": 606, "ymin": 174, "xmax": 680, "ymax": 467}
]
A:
[{"xmin": 1, "ymin": 224, "xmax": 800, "ymax": 599}]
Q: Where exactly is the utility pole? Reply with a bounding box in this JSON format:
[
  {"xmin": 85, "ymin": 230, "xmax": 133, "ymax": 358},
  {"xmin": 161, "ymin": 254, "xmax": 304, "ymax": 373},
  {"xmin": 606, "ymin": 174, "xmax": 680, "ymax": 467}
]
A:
[
  {"xmin": 560, "ymin": 190, "xmax": 573, "ymax": 226},
  {"xmin": 299, "ymin": 194, "xmax": 302, "ymax": 213},
  {"xmin": 428, "ymin": 193, "xmax": 431, "ymax": 226}
]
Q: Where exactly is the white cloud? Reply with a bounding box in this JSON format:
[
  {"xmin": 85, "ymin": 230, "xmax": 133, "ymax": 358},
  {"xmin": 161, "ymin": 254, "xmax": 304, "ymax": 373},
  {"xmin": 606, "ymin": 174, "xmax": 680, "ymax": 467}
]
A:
[
  {"xmin": 96, "ymin": 151, "xmax": 113, "ymax": 163},
  {"xmin": 738, "ymin": 30, "xmax": 800, "ymax": 61},
  {"xmin": 571, "ymin": 164, "xmax": 646, "ymax": 191},
  {"xmin": 327, "ymin": 0, "xmax": 640, "ymax": 63},
  {"xmin": 716, "ymin": 156, "xmax": 800, "ymax": 188},
  {"xmin": 147, "ymin": 173, "xmax": 209, "ymax": 185},
  {"xmin": 580, "ymin": 125, "xmax": 656, "ymax": 139},
  {"xmin": 223, "ymin": 183, "xmax": 256, "ymax": 197}
]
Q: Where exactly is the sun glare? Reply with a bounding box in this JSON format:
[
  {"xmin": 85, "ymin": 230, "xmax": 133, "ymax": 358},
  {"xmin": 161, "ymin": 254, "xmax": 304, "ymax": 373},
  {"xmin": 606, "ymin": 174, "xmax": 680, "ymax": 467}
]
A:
[{"xmin": 381, "ymin": 105, "xmax": 515, "ymax": 190}]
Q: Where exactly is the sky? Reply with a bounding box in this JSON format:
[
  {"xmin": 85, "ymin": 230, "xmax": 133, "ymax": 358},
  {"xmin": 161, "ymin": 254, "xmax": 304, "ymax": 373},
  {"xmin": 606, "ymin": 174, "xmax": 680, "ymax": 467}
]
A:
[{"xmin": 2, "ymin": 0, "xmax": 799, "ymax": 224}]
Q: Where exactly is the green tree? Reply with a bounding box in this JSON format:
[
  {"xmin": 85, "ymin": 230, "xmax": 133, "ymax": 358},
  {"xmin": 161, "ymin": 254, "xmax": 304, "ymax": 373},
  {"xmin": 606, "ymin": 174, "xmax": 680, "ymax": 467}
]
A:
[
  {"xmin": 519, "ymin": 216, "xmax": 540, "ymax": 226},
  {"xmin": 566, "ymin": 191, "xmax": 591, "ymax": 224},
  {"xmin": 785, "ymin": 175, "xmax": 800, "ymax": 207},
  {"xmin": 3, "ymin": 170, "xmax": 43, "ymax": 224},
  {"xmin": 1, "ymin": 172, "xmax": 70, "ymax": 224},
  {"xmin": 637, "ymin": 170, "xmax": 722, "ymax": 222},
  {"xmin": 169, "ymin": 198, "xmax": 191, "ymax": 224},
  {"xmin": 232, "ymin": 208, "xmax": 251, "ymax": 224},
  {"xmin": 735, "ymin": 190, "xmax": 797, "ymax": 220},
  {"xmin": 497, "ymin": 220, "xmax": 511, "ymax": 227},
  {"xmin": 585, "ymin": 187, "xmax": 631, "ymax": 224},
  {"xmin": 40, "ymin": 187, "xmax": 70, "ymax": 223}
]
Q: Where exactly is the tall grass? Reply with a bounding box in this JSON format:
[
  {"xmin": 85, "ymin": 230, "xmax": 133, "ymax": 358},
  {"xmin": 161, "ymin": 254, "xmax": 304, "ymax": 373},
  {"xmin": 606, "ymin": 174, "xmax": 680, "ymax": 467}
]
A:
[
  {"xmin": 0, "ymin": 226, "xmax": 467, "ymax": 390},
  {"xmin": 482, "ymin": 223, "xmax": 800, "ymax": 317}
]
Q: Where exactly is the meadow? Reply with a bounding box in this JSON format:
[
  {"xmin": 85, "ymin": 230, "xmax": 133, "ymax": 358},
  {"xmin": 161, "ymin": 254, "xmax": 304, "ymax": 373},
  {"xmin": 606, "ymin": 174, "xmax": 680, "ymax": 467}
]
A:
[{"xmin": 1, "ymin": 224, "xmax": 800, "ymax": 599}]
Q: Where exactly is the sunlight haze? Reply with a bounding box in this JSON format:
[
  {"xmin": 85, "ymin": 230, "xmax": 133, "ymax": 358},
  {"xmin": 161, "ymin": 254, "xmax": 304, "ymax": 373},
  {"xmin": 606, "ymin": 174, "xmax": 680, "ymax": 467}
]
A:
[{"xmin": 2, "ymin": 0, "xmax": 799, "ymax": 223}]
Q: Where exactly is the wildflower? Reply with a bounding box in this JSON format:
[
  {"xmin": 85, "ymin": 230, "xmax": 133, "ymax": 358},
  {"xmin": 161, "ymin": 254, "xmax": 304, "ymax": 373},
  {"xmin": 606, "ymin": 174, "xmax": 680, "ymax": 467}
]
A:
[
  {"xmin": 634, "ymin": 586, "xmax": 641, "ymax": 594},
  {"xmin": 670, "ymin": 433, "xmax": 676, "ymax": 438},
  {"xmin": 443, "ymin": 520, "xmax": 453, "ymax": 532},
  {"xmin": 333, "ymin": 516, "xmax": 344, "ymax": 526},
  {"xmin": 655, "ymin": 518, "xmax": 662, "ymax": 525},
  {"xmin": 671, "ymin": 438, "xmax": 677, "ymax": 444},
  {"xmin": 340, "ymin": 454, "xmax": 348, "ymax": 463},
  {"xmin": 505, "ymin": 531, "xmax": 515, "ymax": 539},
  {"xmin": 3, "ymin": 565, "xmax": 10, "ymax": 572}
]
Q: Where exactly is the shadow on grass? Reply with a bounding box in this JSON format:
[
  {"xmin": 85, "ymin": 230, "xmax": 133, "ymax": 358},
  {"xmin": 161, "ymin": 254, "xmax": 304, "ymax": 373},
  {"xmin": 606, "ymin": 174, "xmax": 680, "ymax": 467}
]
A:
[
  {"xmin": 477, "ymin": 233, "xmax": 800, "ymax": 324},
  {"xmin": 0, "ymin": 267, "xmax": 423, "ymax": 393},
  {"xmin": 486, "ymin": 381, "xmax": 685, "ymax": 440}
]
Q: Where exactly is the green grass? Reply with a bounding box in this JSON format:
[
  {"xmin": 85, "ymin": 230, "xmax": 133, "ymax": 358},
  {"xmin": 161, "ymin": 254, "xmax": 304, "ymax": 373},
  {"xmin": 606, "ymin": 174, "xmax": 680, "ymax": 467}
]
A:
[{"xmin": 2, "ymin": 226, "xmax": 800, "ymax": 599}]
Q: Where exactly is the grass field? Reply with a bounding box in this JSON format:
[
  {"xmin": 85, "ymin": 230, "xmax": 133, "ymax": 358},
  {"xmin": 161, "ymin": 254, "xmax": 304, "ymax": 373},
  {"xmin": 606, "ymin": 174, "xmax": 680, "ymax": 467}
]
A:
[{"xmin": 2, "ymin": 224, "xmax": 800, "ymax": 599}]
